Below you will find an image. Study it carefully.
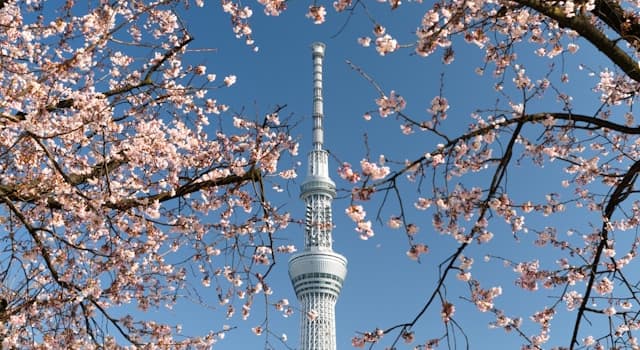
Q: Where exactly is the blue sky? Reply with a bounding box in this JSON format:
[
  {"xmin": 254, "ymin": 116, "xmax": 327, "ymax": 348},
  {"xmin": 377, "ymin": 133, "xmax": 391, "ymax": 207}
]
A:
[
  {"xmin": 137, "ymin": 1, "xmax": 623, "ymax": 349},
  {"xmin": 175, "ymin": 4, "xmax": 471, "ymax": 347}
]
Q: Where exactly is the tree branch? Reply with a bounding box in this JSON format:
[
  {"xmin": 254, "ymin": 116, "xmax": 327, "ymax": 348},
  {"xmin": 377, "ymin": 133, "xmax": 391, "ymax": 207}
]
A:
[
  {"xmin": 514, "ymin": 0, "xmax": 640, "ymax": 82},
  {"xmin": 569, "ymin": 159, "xmax": 640, "ymax": 349}
]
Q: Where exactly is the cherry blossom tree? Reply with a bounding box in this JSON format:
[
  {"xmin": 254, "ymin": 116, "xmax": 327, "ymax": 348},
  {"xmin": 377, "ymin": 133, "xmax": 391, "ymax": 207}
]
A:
[
  {"xmin": 6, "ymin": 0, "xmax": 640, "ymax": 348},
  {"xmin": 0, "ymin": 1, "xmax": 299, "ymax": 348},
  {"xmin": 300, "ymin": 0, "xmax": 640, "ymax": 349}
]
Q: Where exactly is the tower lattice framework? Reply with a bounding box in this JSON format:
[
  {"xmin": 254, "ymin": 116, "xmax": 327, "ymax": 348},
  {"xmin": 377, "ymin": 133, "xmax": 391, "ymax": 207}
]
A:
[{"xmin": 288, "ymin": 42, "xmax": 347, "ymax": 350}]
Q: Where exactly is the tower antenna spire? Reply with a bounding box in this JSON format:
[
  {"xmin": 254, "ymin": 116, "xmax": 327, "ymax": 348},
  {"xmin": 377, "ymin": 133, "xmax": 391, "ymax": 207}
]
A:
[
  {"xmin": 288, "ymin": 42, "xmax": 348, "ymax": 350},
  {"xmin": 312, "ymin": 42, "xmax": 325, "ymax": 151}
]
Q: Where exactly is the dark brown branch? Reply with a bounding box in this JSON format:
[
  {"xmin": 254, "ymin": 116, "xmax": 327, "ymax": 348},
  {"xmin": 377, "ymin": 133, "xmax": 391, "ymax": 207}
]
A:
[
  {"xmin": 103, "ymin": 36, "xmax": 194, "ymax": 98},
  {"xmin": 66, "ymin": 154, "xmax": 127, "ymax": 186},
  {"xmin": 385, "ymin": 118, "xmax": 526, "ymax": 348},
  {"xmin": 106, "ymin": 167, "xmax": 262, "ymax": 211},
  {"xmin": 1, "ymin": 36, "xmax": 194, "ymax": 123},
  {"xmin": 514, "ymin": 0, "xmax": 640, "ymax": 82},
  {"xmin": 592, "ymin": 0, "xmax": 640, "ymax": 50},
  {"xmin": 569, "ymin": 160, "xmax": 640, "ymax": 349},
  {"xmin": 380, "ymin": 111, "xmax": 639, "ymax": 188},
  {"xmin": 0, "ymin": 196, "xmax": 73, "ymax": 291}
]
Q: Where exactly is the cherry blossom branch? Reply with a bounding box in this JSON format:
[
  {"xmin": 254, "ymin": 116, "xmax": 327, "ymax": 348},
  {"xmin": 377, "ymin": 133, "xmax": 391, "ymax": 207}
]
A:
[
  {"xmin": 107, "ymin": 166, "xmax": 262, "ymax": 210},
  {"xmin": 0, "ymin": 197, "xmax": 141, "ymax": 344},
  {"xmin": 591, "ymin": 0, "xmax": 640, "ymax": 50},
  {"xmin": 570, "ymin": 159, "xmax": 640, "ymax": 349},
  {"xmin": 514, "ymin": 0, "xmax": 640, "ymax": 82},
  {"xmin": 0, "ymin": 197, "xmax": 70, "ymax": 290},
  {"xmin": 380, "ymin": 115, "xmax": 527, "ymax": 349},
  {"xmin": 103, "ymin": 36, "xmax": 194, "ymax": 98},
  {"xmin": 378, "ymin": 111, "xmax": 640, "ymax": 188}
]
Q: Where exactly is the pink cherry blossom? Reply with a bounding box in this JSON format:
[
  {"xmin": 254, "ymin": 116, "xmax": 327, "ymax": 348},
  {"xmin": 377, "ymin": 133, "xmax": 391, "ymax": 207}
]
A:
[
  {"xmin": 306, "ymin": 6, "xmax": 326, "ymax": 24},
  {"xmin": 224, "ymin": 75, "xmax": 237, "ymax": 86},
  {"xmin": 375, "ymin": 34, "xmax": 398, "ymax": 55}
]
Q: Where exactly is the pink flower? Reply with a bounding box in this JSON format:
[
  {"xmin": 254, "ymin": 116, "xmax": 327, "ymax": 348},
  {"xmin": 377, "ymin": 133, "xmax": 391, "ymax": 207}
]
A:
[
  {"xmin": 457, "ymin": 271, "xmax": 471, "ymax": 282},
  {"xmin": 346, "ymin": 205, "xmax": 366, "ymax": 222},
  {"xmin": 583, "ymin": 336, "xmax": 595, "ymax": 346},
  {"xmin": 594, "ymin": 277, "xmax": 613, "ymax": 295},
  {"xmin": 401, "ymin": 331, "xmax": 414, "ymax": 344},
  {"xmin": 376, "ymin": 90, "xmax": 405, "ymax": 117},
  {"xmin": 429, "ymin": 96, "xmax": 449, "ymax": 115},
  {"xmin": 194, "ymin": 65, "xmax": 206, "ymax": 75},
  {"xmin": 258, "ymin": 0, "xmax": 287, "ymax": 15},
  {"xmin": 224, "ymin": 75, "xmax": 237, "ymax": 86},
  {"xmin": 276, "ymin": 245, "xmax": 297, "ymax": 253},
  {"xmin": 333, "ymin": 0, "xmax": 352, "ymax": 12},
  {"xmin": 360, "ymin": 159, "xmax": 390, "ymax": 180},
  {"xmin": 441, "ymin": 302, "xmax": 455, "ymax": 323},
  {"xmin": 356, "ymin": 220, "xmax": 374, "ymax": 240},
  {"xmin": 388, "ymin": 216, "xmax": 402, "ymax": 229},
  {"xmin": 514, "ymin": 260, "xmax": 540, "ymax": 291},
  {"xmin": 415, "ymin": 197, "xmax": 432, "ymax": 210},
  {"xmin": 406, "ymin": 223, "xmax": 419, "ymax": 235},
  {"xmin": 352, "ymin": 336, "xmax": 366, "ymax": 348},
  {"xmin": 251, "ymin": 326, "xmax": 263, "ymax": 335},
  {"xmin": 373, "ymin": 24, "xmax": 386, "ymax": 36},
  {"xmin": 375, "ymin": 34, "xmax": 398, "ymax": 55},
  {"xmin": 603, "ymin": 306, "xmax": 616, "ymax": 316},
  {"xmin": 9, "ymin": 313, "xmax": 26, "ymax": 327},
  {"xmin": 338, "ymin": 162, "xmax": 361, "ymax": 183},
  {"xmin": 406, "ymin": 244, "xmax": 428, "ymax": 260},
  {"xmin": 306, "ymin": 6, "xmax": 326, "ymax": 24},
  {"xmin": 358, "ymin": 36, "xmax": 371, "ymax": 47}
]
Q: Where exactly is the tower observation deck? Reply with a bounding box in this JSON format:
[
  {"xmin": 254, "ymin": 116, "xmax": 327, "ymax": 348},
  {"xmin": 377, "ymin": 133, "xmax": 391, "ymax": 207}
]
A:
[{"xmin": 288, "ymin": 43, "xmax": 348, "ymax": 350}]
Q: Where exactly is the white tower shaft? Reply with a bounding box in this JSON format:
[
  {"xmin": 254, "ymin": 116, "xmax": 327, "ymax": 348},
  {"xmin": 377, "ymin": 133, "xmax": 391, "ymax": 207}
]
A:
[{"xmin": 289, "ymin": 43, "xmax": 347, "ymax": 350}]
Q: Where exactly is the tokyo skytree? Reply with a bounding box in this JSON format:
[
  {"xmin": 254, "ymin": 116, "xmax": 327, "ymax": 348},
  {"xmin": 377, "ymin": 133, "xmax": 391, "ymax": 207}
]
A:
[{"xmin": 288, "ymin": 42, "xmax": 348, "ymax": 350}]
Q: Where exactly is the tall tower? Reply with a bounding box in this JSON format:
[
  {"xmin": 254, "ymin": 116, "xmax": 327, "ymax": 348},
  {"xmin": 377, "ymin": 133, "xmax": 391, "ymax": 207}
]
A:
[{"xmin": 288, "ymin": 43, "xmax": 348, "ymax": 350}]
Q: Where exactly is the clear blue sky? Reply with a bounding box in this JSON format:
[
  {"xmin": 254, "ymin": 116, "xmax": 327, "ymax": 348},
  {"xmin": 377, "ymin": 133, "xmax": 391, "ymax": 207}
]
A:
[{"xmin": 139, "ymin": 2, "xmax": 617, "ymax": 349}]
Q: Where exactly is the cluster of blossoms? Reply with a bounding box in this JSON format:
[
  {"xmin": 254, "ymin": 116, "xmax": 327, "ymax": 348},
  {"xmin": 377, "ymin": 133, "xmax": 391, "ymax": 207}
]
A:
[
  {"xmin": 357, "ymin": 23, "xmax": 398, "ymax": 55},
  {"xmin": 375, "ymin": 34, "xmax": 398, "ymax": 56},
  {"xmin": 489, "ymin": 312, "xmax": 522, "ymax": 333},
  {"xmin": 333, "ymin": 0, "xmax": 352, "ymax": 12},
  {"xmin": 441, "ymin": 302, "xmax": 455, "ymax": 323},
  {"xmin": 351, "ymin": 328, "xmax": 385, "ymax": 348},
  {"xmin": 309, "ymin": 0, "xmax": 640, "ymax": 348},
  {"xmin": 251, "ymin": 326, "xmax": 263, "ymax": 335},
  {"xmin": 562, "ymin": 0, "xmax": 596, "ymax": 18},
  {"xmin": 274, "ymin": 298, "xmax": 294, "ymax": 317},
  {"xmin": 9, "ymin": 0, "xmax": 640, "ymax": 348},
  {"xmin": 276, "ymin": 244, "xmax": 297, "ymax": 253},
  {"xmin": 360, "ymin": 158, "xmax": 390, "ymax": 180},
  {"xmin": 594, "ymin": 277, "xmax": 614, "ymax": 295},
  {"xmin": 252, "ymin": 246, "xmax": 272, "ymax": 265},
  {"xmin": 257, "ymin": 0, "xmax": 287, "ymax": 16},
  {"xmin": 346, "ymin": 205, "xmax": 374, "ymax": 239},
  {"xmin": 0, "ymin": 0, "xmax": 307, "ymax": 347},
  {"xmin": 529, "ymin": 308, "xmax": 555, "ymax": 347},
  {"xmin": 376, "ymin": 90, "xmax": 406, "ymax": 117},
  {"xmin": 470, "ymin": 281, "xmax": 502, "ymax": 312},
  {"xmin": 513, "ymin": 260, "xmax": 542, "ymax": 291},
  {"xmin": 306, "ymin": 5, "xmax": 327, "ymax": 24},
  {"xmin": 594, "ymin": 68, "xmax": 639, "ymax": 105},
  {"xmin": 456, "ymin": 255, "xmax": 473, "ymax": 281},
  {"xmin": 221, "ymin": 0, "xmax": 256, "ymax": 47},
  {"xmin": 338, "ymin": 162, "xmax": 361, "ymax": 183},
  {"xmin": 415, "ymin": 5, "xmax": 454, "ymax": 58},
  {"xmin": 406, "ymin": 243, "xmax": 429, "ymax": 260},
  {"xmin": 428, "ymin": 95, "xmax": 449, "ymax": 118}
]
